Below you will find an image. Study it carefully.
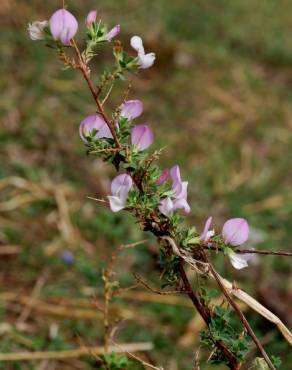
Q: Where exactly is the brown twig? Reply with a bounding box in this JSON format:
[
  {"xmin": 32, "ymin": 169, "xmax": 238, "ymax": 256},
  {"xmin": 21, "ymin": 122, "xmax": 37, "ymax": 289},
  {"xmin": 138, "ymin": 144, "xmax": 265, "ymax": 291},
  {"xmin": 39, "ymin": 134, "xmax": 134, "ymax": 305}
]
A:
[
  {"xmin": 178, "ymin": 262, "xmax": 241, "ymax": 370},
  {"xmin": 207, "ymin": 261, "xmax": 276, "ymax": 370},
  {"xmin": 133, "ymin": 272, "xmax": 189, "ymax": 295},
  {"xmin": 205, "ymin": 244, "xmax": 292, "ymax": 257},
  {"xmin": 71, "ymin": 39, "xmax": 121, "ymax": 149}
]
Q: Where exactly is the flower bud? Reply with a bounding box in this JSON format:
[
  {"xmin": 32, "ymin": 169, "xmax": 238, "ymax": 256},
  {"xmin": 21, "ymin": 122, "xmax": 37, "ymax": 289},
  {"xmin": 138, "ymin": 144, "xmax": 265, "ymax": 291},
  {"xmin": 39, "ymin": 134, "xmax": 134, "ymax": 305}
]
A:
[
  {"xmin": 28, "ymin": 20, "xmax": 48, "ymax": 41},
  {"xmin": 131, "ymin": 124, "xmax": 154, "ymax": 151},
  {"xmin": 222, "ymin": 218, "xmax": 249, "ymax": 246},
  {"xmin": 50, "ymin": 9, "xmax": 78, "ymax": 45},
  {"xmin": 79, "ymin": 114, "xmax": 113, "ymax": 141},
  {"xmin": 105, "ymin": 25, "xmax": 120, "ymax": 41},
  {"xmin": 200, "ymin": 216, "xmax": 215, "ymax": 242},
  {"xmin": 120, "ymin": 100, "xmax": 143, "ymax": 121},
  {"xmin": 86, "ymin": 10, "xmax": 97, "ymax": 27},
  {"xmin": 156, "ymin": 169, "xmax": 169, "ymax": 186}
]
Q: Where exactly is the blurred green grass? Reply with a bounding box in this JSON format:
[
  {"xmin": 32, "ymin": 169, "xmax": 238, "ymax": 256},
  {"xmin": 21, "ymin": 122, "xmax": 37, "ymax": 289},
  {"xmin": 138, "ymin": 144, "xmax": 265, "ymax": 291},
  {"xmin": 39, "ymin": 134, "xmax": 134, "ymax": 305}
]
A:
[{"xmin": 0, "ymin": 0, "xmax": 291, "ymax": 369}]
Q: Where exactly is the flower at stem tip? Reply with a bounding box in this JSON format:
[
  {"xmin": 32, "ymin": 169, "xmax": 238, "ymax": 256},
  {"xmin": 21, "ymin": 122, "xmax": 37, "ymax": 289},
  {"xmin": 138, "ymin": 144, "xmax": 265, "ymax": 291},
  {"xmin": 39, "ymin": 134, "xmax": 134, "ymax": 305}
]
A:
[
  {"xmin": 107, "ymin": 174, "xmax": 133, "ymax": 212},
  {"xmin": 130, "ymin": 35, "xmax": 156, "ymax": 69},
  {"xmin": 79, "ymin": 114, "xmax": 113, "ymax": 141},
  {"xmin": 131, "ymin": 124, "xmax": 154, "ymax": 151},
  {"xmin": 105, "ymin": 25, "xmax": 120, "ymax": 41},
  {"xmin": 50, "ymin": 9, "xmax": 78, "ymax": 45},
  {"xmin": 28, "ymin": 20, "xmax": 49, "ymax": 41},
  {"xmin": 85, "ymin": 10, "xmax": 97, "ymax": 27}
]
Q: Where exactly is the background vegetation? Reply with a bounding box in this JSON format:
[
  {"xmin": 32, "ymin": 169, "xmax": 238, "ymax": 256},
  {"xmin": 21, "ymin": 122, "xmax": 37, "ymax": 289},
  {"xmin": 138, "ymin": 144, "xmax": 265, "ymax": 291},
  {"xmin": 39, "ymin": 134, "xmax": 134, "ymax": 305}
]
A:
[{"xmin": 0, "ymin": 0, "xmax": 291, "ymax": 368}]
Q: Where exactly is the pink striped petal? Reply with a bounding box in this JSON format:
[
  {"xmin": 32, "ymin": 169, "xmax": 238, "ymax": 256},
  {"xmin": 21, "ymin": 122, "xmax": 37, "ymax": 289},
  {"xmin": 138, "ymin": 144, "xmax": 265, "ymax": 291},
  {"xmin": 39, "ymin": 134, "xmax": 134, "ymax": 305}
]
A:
[
  {"xmin": 131, "ymin": 124, "xmax": 154, "ymax": 151},
  {"xmin": 50, "ymin": 9, "xmax": 78, "ymax": 45},
  {"xmin": 222, "ymin": 218, "xmax": 249, "ymax": 246},
  {"xmin": 120, "ymin": 100, "xmax": 143, "ymax": 121}
]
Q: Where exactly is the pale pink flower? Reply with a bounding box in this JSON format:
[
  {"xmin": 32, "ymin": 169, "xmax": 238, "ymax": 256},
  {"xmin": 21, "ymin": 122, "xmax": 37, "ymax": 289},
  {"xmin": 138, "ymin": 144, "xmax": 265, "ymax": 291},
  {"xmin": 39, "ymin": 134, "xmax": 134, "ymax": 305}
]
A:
[
  {"xmin": 222, "ymin": 218, "xmax": 249, "ymax": 246},
  {"xmin": 120, "ymin": 100, "xmax": 143, "ymax": 121},
  {"xmin": 50, "ymin": 9, "xmax": 78, "ymax": 45},
  {"xmin": 79, "ymin": 114, "xmax": 113, "ymax": 141},
  {"xmin": 107, "ymin": 174, "xmax": 133, "ymax": 212},
  {"xmin": 158, "ymin": 165, "xmax": 190, "ymax": 217},
  {"xmin": 105, "ymin": 25, "xmax": 120, "ymax": 41},
  {"xmin": 131, "ymin": 124, "xmax": 154, "ymax": 151},
  {"xmin": 86, "ymin": 10, "xmax": 97, "ymax": 27},
  {"xmin": 200, "ymin": 216, "xmax": 215, "ymax": 242}
]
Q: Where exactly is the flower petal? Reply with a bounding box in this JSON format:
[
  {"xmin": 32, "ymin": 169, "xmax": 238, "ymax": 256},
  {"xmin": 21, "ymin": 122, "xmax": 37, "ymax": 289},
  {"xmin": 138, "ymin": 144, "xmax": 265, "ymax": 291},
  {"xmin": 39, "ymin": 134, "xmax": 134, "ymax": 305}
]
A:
[
  {"xmin": 200, "ymin": 216, "xmax": 213, "ymax": 242},
  {"xmin": 137, "ymin": 52, "xmax": 156, "ymax": 69},
  {"xmin": 130, "ymin": 35, "xmax": 144, "ymax": 54},
  {"xmin": 110, "ymin": 174, "xmax": 133, "ymax": 201},
  {"xmin": 228, "ymin": 251, "xmax": 253, "ymax": 270},
  {"xmin": 172, "ymin": 198, "xmax": 191, "ymax": 214},
  {"xmin": 50, "ymin": 9, "xmax": 78, "ymax": 45},
  {"xmin": 156, "ymin": 169, "xmax": 170, "ymax": 186},
  {"xmin": 86, "ymin": 10, "xmax": 97, "ymax": 26},
  {"xmin": 105, "ymin": 24, "xmax": 120, "ymax": 41},
  {"xmin": 79, "ymin": 114, "xmax": 112, "ymax": 141},
  {"xmin": 158, "ymin": 197, "xmax": 174, "ymax": 217},
  {"xmin": 222, "ymin": 218, "xmax": 249, "ymax": 246},
  {"xmin": 107, "ymin": 195, "xmax": 126, "ymax": 212},
  {"xmin": 131, "ymin": 124, "xmax": 154, "ymax": 150},
  {"xmin": 120, "ymin": 100, "xmax": 143, "ymax": 120}
]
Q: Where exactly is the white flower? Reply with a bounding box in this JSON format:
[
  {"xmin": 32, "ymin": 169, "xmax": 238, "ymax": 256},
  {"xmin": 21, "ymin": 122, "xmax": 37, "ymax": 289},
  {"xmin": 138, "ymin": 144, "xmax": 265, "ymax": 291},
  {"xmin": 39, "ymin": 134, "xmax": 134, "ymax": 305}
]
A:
[
  {"xmin": 228, "ymin": 250, "xmax": 254, "ymax": 270},
  {"xmin": 130, "ymin": 36, "xmax": 156, "ymax": 69},
  {"xmin": 27, "ymin": 20, "xmax": 48, "ymax": 41}
]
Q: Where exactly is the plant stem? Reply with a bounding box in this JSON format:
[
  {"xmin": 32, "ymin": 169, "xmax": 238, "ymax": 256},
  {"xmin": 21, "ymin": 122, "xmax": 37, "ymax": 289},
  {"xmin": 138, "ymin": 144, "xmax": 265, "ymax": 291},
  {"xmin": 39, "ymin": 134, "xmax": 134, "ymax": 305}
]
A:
[
  {"xmin": 178, "ymin": 261, "xmax": 241, "ymax": 370},
  {"xmin": 207, "ymin": 260, "xmax": 276, "ymax": 370},
  {"xmin": 71, "ymin": 40, "xmax": 121, "ymax": 149}
]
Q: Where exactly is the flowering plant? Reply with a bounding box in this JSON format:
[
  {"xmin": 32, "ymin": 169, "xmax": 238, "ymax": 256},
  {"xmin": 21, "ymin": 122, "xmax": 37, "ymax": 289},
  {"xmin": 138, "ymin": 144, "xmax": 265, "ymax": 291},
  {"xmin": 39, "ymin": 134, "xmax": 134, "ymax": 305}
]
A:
[{"xmin": 27, "ymin": 3, "xmax": 292, "ymax": 369}]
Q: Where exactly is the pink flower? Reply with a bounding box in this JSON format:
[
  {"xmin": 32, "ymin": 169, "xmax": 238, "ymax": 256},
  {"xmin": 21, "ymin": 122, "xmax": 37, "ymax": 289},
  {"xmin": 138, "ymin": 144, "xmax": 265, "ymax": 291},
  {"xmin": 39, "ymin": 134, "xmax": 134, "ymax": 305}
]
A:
[
  {"xmin": 222, "ymin": 218, "xmax": 249, "ymax": 246},
  {"xmin": 79, "ymin": 114, "xmax": 113, "ymax": 141},
  {"xmin": 105, "ymin": 25, "xmax": 120, "ymax": 41},
  {"xmin": 86, "ymin": 10, "xmax": 97, "ymax": 27},
  {"xmin": 131, "ymin": 124, "xmax": 154, "ymax": 151},
  {"xmin": 158, "ymin": 165, "xmax": 190, "ymax": 217},
  {"xmin": 130, "ymin": 36, "xmax": 156, "ymax": 69},
  {"xmin": 156, "ymin": 169, "xmax": 170, "ymax": 186},
  {"xmin": 200, "ymin": 216, "xmax": 215, "ymax": 242},
  {"xmin": 120, "ymin": 100, "xmax": 143, "ymax": 121},
  {"xmin": 107, "ymin": 174, "xmax": 133, "ymax": 212},
  {"xmin": 158, "ymin": 197, "xmax": 174, "ymax": 217},
  {"xmin": 50, "ymin": 9, "xmax": 78, "ymax": 45}
]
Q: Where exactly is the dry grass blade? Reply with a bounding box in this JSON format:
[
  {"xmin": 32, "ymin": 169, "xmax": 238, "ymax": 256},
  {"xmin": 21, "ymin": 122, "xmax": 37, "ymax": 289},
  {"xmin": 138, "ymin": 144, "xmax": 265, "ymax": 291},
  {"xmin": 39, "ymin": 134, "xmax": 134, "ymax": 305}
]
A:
[
  {"xmin": 164, "ymin": 236, "xmax": 292, "ymax": 346},
  {"xmin": 0, "ymin": 342, "xmax": 154, "ymax": 362}
]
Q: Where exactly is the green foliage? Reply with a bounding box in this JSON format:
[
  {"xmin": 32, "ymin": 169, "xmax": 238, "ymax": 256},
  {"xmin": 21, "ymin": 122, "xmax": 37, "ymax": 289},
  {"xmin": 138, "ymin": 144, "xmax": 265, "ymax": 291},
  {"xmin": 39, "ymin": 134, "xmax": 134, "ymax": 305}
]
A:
[
  {"xmin": 200, "ymin": 306, "xmax": 250, "ymax": 364},
  {"xmin": 101, "ymin": 353, "xmax": 132, "ymax": 370}
]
